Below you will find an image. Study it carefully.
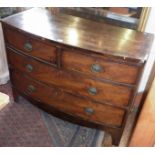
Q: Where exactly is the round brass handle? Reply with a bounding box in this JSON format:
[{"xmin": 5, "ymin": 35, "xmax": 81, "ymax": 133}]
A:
[
  {"xmin": 27, "ymin": 85, "xmax": 36, "ymax": 93},
  {"xmin": 91, "ymin": 64, "xmax": 102, "ymax": 73},
  {"xmin": 88, "ymin": 87, "xmax": 98, "ymax": 95},
  {"xmin": 26, "ymin": 64, "xmax": 33, "ymax": 72},
  {"xmin": 84, "ymin": 107, "xmax": 94, "ymax": 115},
  {"xmin": 24, "ymin": 42, "xmax": 32, "ymax": 52}
]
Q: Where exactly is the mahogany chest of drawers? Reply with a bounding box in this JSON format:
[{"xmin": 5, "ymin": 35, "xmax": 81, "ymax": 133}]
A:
[{"xmin": 2, "ymin": 8, "xmax": 154, "ymax": 145}]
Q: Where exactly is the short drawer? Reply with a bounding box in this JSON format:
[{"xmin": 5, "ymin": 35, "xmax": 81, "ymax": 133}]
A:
[
  {"xmin": 4, "ymin": 26, "xmax": 57, "ymax": 64},
  {"xmin": 11, "ymin": 70, "xmax": 125, "ymax": 127},
  {"xmin": 62, "ymin": 50, "xmax": 140, "ymax": 85},
  {"xmin": 7, "ymin": 48, "xmax": 133, "ymax": 107}
]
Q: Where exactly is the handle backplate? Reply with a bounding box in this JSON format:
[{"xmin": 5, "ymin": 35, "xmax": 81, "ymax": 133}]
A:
[
  {"xmin": 87, "ymin": 87, "xmax": 97, "ymax": 95},
  {"xmin": 84, "ymin": 107, "xmax": 94, "ymax": 115},
  {"xmin": 24, "ymin": 42, "xmax": 32, "ymax": 52},
  {"xmin": 27, "ymin": 85, "xmax": 36, "ymax": 93},
  {"xmin": 91, "ymin": 64, "xmax": 102, "ymax": 73},
  {"xmin": 26, "ymin": 64, "xmax": 33, "ymax": 72}
]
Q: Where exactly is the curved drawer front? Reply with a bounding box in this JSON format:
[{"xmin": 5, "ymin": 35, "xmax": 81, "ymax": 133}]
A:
[
  {"xmin": 11, "ymin": 70, "xmax": 125, "ymax": 127},
  {"xmin": 4, "ymin": 26, "xmax": 57, "ymax": 64},
  {"xmin": 7, "ymin": 48, "xmax": 133, "ymax": 107},
  {"xmin": 62, "ymin": 50, "xmax": 140, "ymax": 85}
]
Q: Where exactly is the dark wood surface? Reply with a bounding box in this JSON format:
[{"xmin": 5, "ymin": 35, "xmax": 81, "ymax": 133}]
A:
[
  {"xmin": 4, "ymin": 23, "xmax": 142, "ymax": 85},
  {"xmin": 2, "ymin": 8, "xmax": 154, "ymax": 146},
  {"xmin": 2, "ymin": 8, "xmax": 154, "ymax": 62},
  {"xmin": 62, "ymin": 49, "xmax": 141, "ymax": 84},
  {"xmin": 4, "ymin": 26, "xmax": 57, "ymax": 64},
  {"xmin": 7, "ymin": 48, "xmax": 133, "ymax": 108},
  {"xmin": 11, "ymin": 69, "xmax": 125, "ymax": 127},
  {"xmin": 11, "ymin": 85, "xmax": 123, "ymax": 146}
]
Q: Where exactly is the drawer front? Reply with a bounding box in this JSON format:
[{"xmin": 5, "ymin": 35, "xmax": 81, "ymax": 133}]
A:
[
  {"xmin": 62, "ymin": 50, "xmax": 140, "ymax": 84},
  {"xmin": 11, "ymin": 70, "xmax": 125, "ymax": 127},
  {"xmin": 4, "ymin": 26, "xmax": 57, "ymax": 64},
  {"xmin": 7, "ymin": 48, "xmax": 133, "ymax": 107}
]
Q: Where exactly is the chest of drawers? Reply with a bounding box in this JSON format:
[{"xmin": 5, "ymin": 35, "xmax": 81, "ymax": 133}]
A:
[{"xmin": 2, "ymin": 8, "xmax": 154, "ymax": 145}]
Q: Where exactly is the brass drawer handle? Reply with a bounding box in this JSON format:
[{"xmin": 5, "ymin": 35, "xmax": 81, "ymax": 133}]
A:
[
  {"xmin": 91, "ymin": 64, "xmax": 102, "ymax": 73},
  {"xmin": 84, "ymin": 107, "xmax": 95, "ymax": 115},
  {"xmin": 26, "ymin": 64, "xmax": 33, "ymax": 72},
  {"xmin": 88, "ymin": 87, "xmax": 98, "ymax": 95},
  {"xmin": 27, "ymin": 85, "xmax": 36, "ymax": 93},
  {"xmin": 24, "ymin": 42, "xmax": 32, "ymax": 52}
]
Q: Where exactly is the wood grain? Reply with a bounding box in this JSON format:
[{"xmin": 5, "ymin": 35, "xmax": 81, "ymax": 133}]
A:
[
  {"xmin": 7, "ymin": 48, "xmax": 133, "ymax": 107},
  {"xmin": 2, "ymin": 8, "xmax": 154, "ymax": 62},
  {"xmin": 11, "ymin": 69, "xmax": 125, "ymax": 127},
  {"xmin": 2, "ymin": 8, "xmax": 154, "ymax": 146},
  {"xmin": 62, "ymin": 50, "xmax": 140, "ymax": 84},
  {"xmin": 4, "ymin": 26, "xmax": 57, "ymax": 64}
]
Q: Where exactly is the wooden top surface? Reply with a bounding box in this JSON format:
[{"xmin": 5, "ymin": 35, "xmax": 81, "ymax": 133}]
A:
[{"xmin": 2, "ymin": 8, "xmax": 154, "ymax": 62}]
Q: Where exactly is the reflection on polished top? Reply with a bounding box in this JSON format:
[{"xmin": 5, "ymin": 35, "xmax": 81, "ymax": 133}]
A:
[{"xmin": 2, "ymin": 8, "xmax": 154, "ymax": 62}]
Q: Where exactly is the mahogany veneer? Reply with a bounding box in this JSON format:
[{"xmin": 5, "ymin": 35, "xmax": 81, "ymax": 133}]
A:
[{"xmin": 2, "ymin": 8, "xmax": 154, "ymax": 145}]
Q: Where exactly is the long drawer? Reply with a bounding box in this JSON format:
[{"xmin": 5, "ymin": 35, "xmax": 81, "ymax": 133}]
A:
[
  {"xmin": 62, "ymin": 50, "xmax": 140, "ymax": 85},
  {"xmin": 3, "ymin": 26, "xmax": 57, "ymax": 64},
  {"xmin": 11, "ymin": 70, "xmax": 125, "ymax": 127},
  {"xmin": 7, "ymin": 48, "xmax": 133, "ymax": 107}
]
